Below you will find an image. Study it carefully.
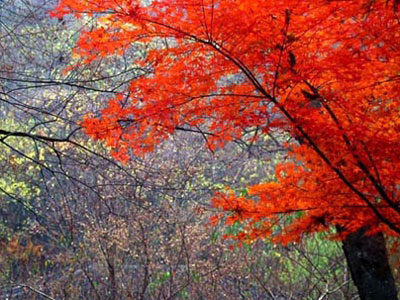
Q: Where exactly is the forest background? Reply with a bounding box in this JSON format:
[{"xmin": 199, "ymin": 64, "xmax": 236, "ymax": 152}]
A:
[{"xmin": 0, "ymin": 0, "xmax": 399, "ymax": 299}]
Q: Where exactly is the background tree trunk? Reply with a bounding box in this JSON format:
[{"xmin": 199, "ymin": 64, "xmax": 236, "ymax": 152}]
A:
[{"xmin": 342, "ymin": 228, "xmax": 398, "ymax": 300}]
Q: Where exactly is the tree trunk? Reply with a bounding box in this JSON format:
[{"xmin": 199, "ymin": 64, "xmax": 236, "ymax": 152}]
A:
[{"xmin": 342, "ymin": 227, "xmax": 398, "ymax": 300}]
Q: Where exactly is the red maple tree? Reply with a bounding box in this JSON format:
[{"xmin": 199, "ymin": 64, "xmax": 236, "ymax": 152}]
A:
[{"xmin": 52, "ymin": 1, "xmax": 400, "ymax": 298}]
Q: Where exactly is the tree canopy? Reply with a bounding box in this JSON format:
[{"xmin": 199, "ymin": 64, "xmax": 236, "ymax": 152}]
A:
[{"xmin": 51, "ymin": 0, "xmax": 400, "ymax": 244}]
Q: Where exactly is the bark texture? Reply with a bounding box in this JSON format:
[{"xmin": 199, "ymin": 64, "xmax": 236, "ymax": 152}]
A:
[{"xmin": 342, "ymin": 228, "xmax": 398, "ymax": 300}]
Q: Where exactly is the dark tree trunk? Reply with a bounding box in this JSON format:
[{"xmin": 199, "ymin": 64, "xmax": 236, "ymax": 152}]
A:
[{"xmin": 342, "ymin": 227, "xmax": 398, "ymax": 300}]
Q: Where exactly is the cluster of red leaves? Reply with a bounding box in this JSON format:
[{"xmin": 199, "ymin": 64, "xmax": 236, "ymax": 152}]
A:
[{"xmin": 52, "ymin": 0, "xmax": 400, "ymax": 243}]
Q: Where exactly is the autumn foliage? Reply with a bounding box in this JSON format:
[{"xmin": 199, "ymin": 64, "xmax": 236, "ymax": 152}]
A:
[{"xmin": 52, "ymin": 0, "xmax": 400, "ymax": 244}]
